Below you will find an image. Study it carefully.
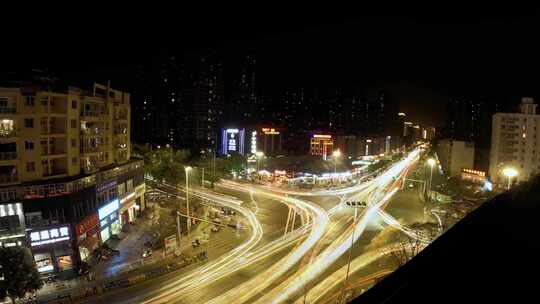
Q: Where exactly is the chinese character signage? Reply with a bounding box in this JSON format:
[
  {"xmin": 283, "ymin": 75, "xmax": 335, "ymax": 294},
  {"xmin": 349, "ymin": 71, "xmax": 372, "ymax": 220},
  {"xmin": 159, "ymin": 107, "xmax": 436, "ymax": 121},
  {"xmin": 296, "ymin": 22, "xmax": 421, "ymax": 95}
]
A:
[{"xmin": 29, "ymin": 226, "xmax": 70, "ymax": 247}]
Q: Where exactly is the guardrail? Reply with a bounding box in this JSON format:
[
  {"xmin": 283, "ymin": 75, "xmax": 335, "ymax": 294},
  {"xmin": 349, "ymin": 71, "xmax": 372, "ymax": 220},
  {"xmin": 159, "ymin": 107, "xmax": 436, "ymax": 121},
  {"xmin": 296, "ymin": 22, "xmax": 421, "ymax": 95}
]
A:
[{"xmin": 37, "ymin": 252, "xmax": 208, "ymax": 304}]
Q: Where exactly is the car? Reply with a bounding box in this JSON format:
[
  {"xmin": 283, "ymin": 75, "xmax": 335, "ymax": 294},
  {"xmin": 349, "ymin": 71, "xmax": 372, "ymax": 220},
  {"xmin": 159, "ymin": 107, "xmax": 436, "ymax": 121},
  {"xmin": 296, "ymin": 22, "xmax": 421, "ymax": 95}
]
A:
[
  {"xmin": 211, "ymin": 226, "xmax": 220, "ymax": 232},
  {"xmin": 192, "ymin": 239, "xmax": 200, "ymax": 247},
  {"xmin": 142, "ymin": 249, "xmax": 152, "ymax": 258}
]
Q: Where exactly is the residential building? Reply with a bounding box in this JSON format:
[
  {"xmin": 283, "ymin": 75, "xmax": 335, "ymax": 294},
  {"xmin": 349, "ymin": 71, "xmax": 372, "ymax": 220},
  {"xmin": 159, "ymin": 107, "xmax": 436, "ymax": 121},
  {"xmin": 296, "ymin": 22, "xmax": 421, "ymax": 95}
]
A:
[
  {"xmin": 435, "ymin": 139, "xmax": 475, "ymax": 177},
  {"xmin": 253, "ymin": 126, "xmax": 284, "ymax": 156},
  {"xmin": 489, "ymin": 97, "xmax": 540, "ymax": 184},
  {"xmin": 310, "ymin": 134, "xmax": 334, "ymax": 160},
  {"xmin": 0, "ymin": 83, "xmax": 144, "ymax": 274},
  {"xmin": 184, "ymin": 54, "xmax": 225, "ymax": 152}
]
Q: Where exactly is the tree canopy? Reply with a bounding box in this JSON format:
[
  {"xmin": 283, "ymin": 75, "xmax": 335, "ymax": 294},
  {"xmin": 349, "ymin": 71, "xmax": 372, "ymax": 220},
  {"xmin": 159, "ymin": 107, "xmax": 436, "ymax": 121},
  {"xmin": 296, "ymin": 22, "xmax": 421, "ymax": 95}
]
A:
[{"xmin": 0, "ymin": 247, "xmax": 43, "ymax": 303}]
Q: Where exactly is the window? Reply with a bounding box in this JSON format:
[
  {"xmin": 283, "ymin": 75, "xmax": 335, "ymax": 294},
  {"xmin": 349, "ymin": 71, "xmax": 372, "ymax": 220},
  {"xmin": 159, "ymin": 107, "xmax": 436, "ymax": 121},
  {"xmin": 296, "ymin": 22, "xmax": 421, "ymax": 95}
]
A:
[
  {"xmin": 70, "ymin": 119, "xmax": 77, "ymax": 128},
  {"xmin": 126, "ymin": 179, "xmax": 133, "ymax": 192},
  {"xmin": 72, "ymin": 157, "xmax": 78, "ymax": 166},
  {"xmin": 71, "ymin": 139, "xmax": 77, "ymax": 147},
  {"xmin": 118, "ymin": 183, "xmax": 125, "ymax": 196},
  {"xmin": 25, "ymin": 95, "xmax": 35, "ymax": 106},
  {"xmin": 26, "ymin": 162, "xmax": 35, "ymax": 172},
  {"xmin": 24, "ymin": 118, "xmax": 34, "ymax": 128},
  {"xmin": 25, "ymin": 141, "xmax": 34, "ymax": 151},
  {"xmin": 71, "ymin": 100, "xmax": 77, "ymax": 109}
]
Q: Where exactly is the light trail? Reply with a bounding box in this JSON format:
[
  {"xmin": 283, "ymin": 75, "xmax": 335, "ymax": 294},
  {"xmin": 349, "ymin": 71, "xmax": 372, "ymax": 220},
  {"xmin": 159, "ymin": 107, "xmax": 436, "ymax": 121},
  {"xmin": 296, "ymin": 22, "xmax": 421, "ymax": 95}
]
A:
[
  {"xmin": 142, "ymin": 184, "xmax": 263, "ymax": 304},
  {"xmin": 204, "ymin": 187, "xmax": 329, "ymax": 304},
  {"xmin": 253, "ymin": 149, "xmax": 423, "ymax": 303}
]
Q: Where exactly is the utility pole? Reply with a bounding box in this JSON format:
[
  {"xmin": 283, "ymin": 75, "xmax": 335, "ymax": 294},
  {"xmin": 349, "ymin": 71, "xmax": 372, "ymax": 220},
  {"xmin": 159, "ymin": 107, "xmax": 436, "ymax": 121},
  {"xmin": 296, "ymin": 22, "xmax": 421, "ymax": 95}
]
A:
[
  {"xmin": 341, "ymin": 204, "xmax": 360, "ymax": 304},
  {"xmin": 212, "ymin": 149, "xmax": 216, "ymax": 188},
  {"xmin": 202, "ymin": 167, "xmax": 205, "ymax": 188},
  {"xmin": 185, "ymin": 167, "xmax": 192, "ymax": 236},
  {"xmin": 176, "ymin": 211, "xmax": 182, "ymax": 249}
]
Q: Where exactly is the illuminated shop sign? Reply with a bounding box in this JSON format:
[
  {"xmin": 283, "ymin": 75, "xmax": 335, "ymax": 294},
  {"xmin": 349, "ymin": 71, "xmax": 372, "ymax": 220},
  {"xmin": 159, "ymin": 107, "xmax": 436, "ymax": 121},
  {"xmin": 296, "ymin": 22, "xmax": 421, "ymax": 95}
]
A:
[
  {"xmin": 251, "ymin": 131, "xmax": 257, "ymax": 154},
  {"xmin": 262, "ymin": 128, "xmax": 279, "ymax": 135},
  {"xmin": 461, "ymin": 169, "xmax": 486, "ymax": 177},
  {"xmin": 221, "ymin": 128, "xmax": 245, "ymax": 155},
  {"xmin": 98, "ymin": 199, "xmax": 119, "ymax": 220},
  {"xmin": 29, "ymin": 226, "xmax": 70, "ymax": 247},
  {"xmin": 313, "ymin": 134, "xmax": 332, "ymax": 139},
  {"xmin": 228, "ymin": 132, "xmax": 237, "ymax": 151},
  {"xmin": 0, "ymin": 203, "xmax": 22, "ymax": 217}
]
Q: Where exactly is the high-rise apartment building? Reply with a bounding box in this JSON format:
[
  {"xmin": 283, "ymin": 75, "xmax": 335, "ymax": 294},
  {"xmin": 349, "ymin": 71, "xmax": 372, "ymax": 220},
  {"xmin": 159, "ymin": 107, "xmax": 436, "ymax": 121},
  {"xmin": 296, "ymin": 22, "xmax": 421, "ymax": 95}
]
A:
[
  {"xmin": 0, "ymin": 82, "xmax": 144, "ymax": 274},
  {"xmin": 185, "ymin": 54, "xmax": 225, "ymax": 152},
  {"xmin": 489, "ymin": 97, "xmax": 540, "ymax": 184}
]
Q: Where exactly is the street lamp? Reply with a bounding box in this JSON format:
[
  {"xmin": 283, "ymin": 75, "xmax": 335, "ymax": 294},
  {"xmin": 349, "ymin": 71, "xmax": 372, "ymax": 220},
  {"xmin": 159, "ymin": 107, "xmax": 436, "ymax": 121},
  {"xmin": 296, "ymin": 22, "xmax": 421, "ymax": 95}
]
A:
[
  {"xmin": 502, "ymin": 167, "xmax": 518, "ymax": 190},
  {"xmin": 255, "ymin": 151, "xmax": 264, "ymax": 172},
  {"xmin": 185, "ymin": 166, "xmax": 192, "ymax": 236},
  {"xmin": 333, "ymin": 150, "xmax": 341, "ymax": 174},
  {"xmin": 340, "ymin": 201, "xmax": 364, "ymax": 304},
  {"xmin": 426, "ymin": 158, "xmax": 436, "ymax": 201},
  {"xmin": 166, "ymin": 144, "xmax": 172, "ymax": 162}
]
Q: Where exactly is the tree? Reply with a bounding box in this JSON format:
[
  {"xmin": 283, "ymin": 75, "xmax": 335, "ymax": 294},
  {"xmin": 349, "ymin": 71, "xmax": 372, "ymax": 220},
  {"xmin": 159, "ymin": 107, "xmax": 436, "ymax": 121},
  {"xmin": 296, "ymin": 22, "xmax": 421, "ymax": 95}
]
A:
[
  {"xmin": 387, "ymin": 232, "xmax": 426, "ymax": 268},
  {"xmin": 0, "ymin": 247, "xmax": 43, "ymax": 303}
]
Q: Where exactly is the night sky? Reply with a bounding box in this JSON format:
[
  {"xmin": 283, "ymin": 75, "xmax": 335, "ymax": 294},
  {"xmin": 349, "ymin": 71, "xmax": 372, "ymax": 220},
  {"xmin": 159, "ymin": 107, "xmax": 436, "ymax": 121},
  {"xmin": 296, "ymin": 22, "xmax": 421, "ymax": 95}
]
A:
[{"xmin": 3, "ymin": 5, "xmax": 540, "ymax": 127}]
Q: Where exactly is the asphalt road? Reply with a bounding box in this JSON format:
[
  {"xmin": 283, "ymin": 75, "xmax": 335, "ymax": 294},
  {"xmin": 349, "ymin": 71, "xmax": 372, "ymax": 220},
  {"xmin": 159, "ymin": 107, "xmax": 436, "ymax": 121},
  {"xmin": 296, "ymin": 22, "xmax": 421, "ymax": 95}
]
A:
[
  {"xmin": 76, "ymin": 187, "xmax": 293, "ymax": 304},
  {"xmin": 74, "ymin": 148, "xmax": 428, "ymax": 304}
]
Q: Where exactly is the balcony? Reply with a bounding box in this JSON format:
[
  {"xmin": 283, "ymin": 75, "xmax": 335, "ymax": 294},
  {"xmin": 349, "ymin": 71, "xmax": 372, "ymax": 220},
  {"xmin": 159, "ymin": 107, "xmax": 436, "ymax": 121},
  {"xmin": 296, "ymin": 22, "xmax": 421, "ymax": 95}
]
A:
[
  {"xmin": 0, "ymin": 152, "xmax": 17, "ymax": 161},
  {"xmin": 0, "ymin": 129, "xmax": 16, "ymax": 138},
  {"xmin": 43, "ymin": 170, "xmax": 67, "ymax": 178},
  {"xmin": 0, "ymin": 175, "xmax": 18, "ymax": 184},
  {"xmin": 0, "ymin": 106, "xmax": 16, "ymax": 114}
]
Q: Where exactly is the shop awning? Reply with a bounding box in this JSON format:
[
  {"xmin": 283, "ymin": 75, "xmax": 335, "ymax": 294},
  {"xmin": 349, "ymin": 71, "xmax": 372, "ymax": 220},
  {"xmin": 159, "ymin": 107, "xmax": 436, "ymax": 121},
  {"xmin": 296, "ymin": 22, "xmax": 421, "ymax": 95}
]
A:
[{"xmin": 79, "ymin": 235, "xmax": 99, "ymax": 252}]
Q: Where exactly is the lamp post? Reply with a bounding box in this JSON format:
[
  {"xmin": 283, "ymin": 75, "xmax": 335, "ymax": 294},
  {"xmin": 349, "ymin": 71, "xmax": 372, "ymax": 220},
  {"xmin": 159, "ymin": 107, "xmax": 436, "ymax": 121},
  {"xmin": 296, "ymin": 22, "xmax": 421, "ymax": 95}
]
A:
[
  {"xmin": 255, "ymin": 151, "xmax": 264, "ymax": 173},
  {"xmin": 184, "ymin": 166, "xmax": 192, "ymax": 236},
  {"xmin": 502, "ymin": 167, "xmax": 518, "ymax": 190},
  {"xmin": 166, "ymin": 144, "xmax": 172, "ymax": 162},
  {"xmin": 340, "ymin": 201, "xmax": 364, "ymax": 304},
  {"xmin": 333, "ymin": 150, "xmax": 341, "ymax": 174},
  {"xmin": 426, "ymin": 158, "xmax": 436, "ymax": 201}
]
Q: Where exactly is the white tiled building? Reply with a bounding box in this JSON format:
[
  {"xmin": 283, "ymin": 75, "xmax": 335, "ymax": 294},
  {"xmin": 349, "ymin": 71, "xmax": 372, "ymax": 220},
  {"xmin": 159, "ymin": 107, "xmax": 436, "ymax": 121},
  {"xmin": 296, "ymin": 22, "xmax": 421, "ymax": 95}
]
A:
[{"xmin": 489, "ymin": 97, "xmax": 540, "ymax": 184}]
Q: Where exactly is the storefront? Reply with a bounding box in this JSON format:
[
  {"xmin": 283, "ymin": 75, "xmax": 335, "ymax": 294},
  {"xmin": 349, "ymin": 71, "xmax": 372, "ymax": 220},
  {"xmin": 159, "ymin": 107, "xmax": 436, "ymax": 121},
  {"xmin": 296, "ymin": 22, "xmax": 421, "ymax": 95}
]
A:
[
  {"xmin": 98, "ymin": 199, "xmax": 121, "ymax": 243},
  {"xmin": 119, "ymin": 183, "xmax": 146, "ymax": 226},
  {"xmin": 28, "ymin": 225, "xmax": 75, "ymax": 274},
  {"xmin": 75, "ymin": 213, "xmax": 101, "ymax": 262}
]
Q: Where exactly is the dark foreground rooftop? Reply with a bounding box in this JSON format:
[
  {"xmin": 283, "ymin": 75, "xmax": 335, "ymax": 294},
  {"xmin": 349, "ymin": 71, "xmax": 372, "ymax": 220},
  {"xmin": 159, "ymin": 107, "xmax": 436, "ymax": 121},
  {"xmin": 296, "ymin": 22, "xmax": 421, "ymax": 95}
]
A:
[{"xmin": 351, "ymin": 176, "xmax": 540, "ymax": 304}]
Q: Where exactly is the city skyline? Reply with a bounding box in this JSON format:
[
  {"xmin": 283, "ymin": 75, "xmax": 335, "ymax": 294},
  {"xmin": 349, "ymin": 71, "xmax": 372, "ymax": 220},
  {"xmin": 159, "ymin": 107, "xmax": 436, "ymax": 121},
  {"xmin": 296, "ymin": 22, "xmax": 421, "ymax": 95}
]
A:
[{"xmin": 0, "ymin": 7, "xmax": 539, "ymax": 304}]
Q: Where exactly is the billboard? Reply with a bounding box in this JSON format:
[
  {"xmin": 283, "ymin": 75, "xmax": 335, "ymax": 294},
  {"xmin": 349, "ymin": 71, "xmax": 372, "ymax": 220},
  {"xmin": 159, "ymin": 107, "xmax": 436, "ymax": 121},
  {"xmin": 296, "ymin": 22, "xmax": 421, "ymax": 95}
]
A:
[{"xmin": 221, "ymin": 128, "xmax": 246, "ymax": 155}]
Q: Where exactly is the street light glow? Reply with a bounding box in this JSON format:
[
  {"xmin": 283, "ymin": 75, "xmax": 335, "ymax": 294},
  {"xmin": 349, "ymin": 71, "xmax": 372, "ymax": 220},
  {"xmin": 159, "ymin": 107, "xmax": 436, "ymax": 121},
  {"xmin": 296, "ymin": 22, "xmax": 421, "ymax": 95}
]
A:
[
  {"xmin": 503, "ymin": 167, "xmax": 518, "ymax": 178},
  {"xmin": 333, "ymin": 150, "xmax": 341, "ymax": 158},
  {"xmin": 255, "ymin": 151, "xmax": 264, "ymax": 158},
  {"xmin": 185, "ymin": 166, "xmax": 193, "ymax": 172},
  {"xmin": 427, "ymin": 158, "xmax": 436, "ymax": 167}
]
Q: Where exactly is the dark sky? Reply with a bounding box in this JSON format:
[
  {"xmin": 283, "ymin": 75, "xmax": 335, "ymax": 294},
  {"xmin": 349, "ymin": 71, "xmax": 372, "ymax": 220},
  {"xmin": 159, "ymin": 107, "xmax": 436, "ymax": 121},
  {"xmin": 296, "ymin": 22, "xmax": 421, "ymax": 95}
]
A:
[{"xmin": 3, "ymin": 5, "xmax": 540, "ymax": 126}]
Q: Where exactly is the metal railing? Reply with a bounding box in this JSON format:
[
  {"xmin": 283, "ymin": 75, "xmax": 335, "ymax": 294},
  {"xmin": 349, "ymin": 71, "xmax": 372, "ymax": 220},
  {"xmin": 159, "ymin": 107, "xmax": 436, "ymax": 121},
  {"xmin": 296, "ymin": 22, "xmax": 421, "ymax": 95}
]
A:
[
  {"xmin": 0, "ymin": 106, "xmax": 16, "ymax": 114},
  {"xmin": 0, "ymin": 175, "xmax": 18, "ymax": 184},
  {"xmin": 0, "ymin": 129, "xmax": 16, "ymax": 137},
  {"xmin": 81, "ymin": 110, "xmax": 107, "ymax": 117},
  {"xmin": 0, "ymin": 152, "xmax": 17, "ymax": 160}
]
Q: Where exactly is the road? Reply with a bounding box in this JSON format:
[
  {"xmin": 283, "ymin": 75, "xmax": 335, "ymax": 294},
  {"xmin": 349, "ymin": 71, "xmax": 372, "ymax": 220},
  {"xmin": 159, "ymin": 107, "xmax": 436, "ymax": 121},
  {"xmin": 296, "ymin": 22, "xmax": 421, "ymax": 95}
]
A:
[{"xmin": 75, "ymin": 147, "xmax": 426, "ymax": 304}]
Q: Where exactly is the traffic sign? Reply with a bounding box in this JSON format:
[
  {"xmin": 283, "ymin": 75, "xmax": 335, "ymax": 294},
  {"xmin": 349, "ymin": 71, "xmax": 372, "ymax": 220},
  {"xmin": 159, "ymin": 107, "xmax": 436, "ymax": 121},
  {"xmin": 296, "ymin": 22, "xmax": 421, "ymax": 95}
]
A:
[{"xmin": 345, "ymin": 201, "xmax": 367, "ymax": 208}]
